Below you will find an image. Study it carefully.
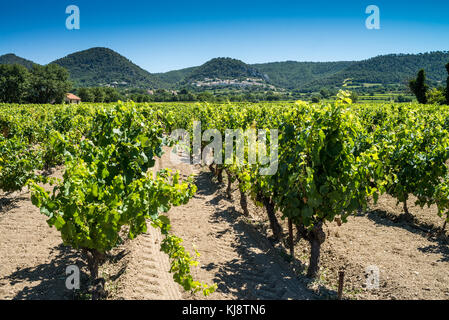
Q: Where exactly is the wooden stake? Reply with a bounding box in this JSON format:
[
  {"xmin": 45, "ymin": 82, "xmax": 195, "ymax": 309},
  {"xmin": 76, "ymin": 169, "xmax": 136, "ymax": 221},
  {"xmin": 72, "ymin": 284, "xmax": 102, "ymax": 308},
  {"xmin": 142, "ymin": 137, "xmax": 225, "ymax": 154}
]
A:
[{"xmin": 337, "ymin": 270, "xmax": 345, "ymax": 300}]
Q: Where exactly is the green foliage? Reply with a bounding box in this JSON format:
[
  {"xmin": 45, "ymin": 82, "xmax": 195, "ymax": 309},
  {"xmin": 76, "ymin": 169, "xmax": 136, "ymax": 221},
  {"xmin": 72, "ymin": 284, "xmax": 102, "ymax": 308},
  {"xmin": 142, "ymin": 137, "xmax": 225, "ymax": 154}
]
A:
[
  {"xmin": 434, "ymin": 176, "xmax": 449, "ymax": 223},
  {"xmin": 254, "ymin": 61, "xmax": 354, "ymax": 90},
  {"xmin": 149, "ymin": 97, "xmax": 449, "ymax": 277},
  {"xmin": 90, "ymin": 87, "xmax": 106, "ymax": 103},
  {"xmin": 350, "ymin": 91, "xmax": 359, "ymax": 103},
  {"xmin": 273, "ymin": 104, "xmax": 380, "ymax": 228},
  {"xmin": 0, "ymin": 135, "xmax": 41, "ymax": 192},
  {"xmin": 103, "ymin": 87, "xmax": 123, "ymax": 103},
  {"xmin": 311, "ymin": 95, "xmax": 320, "ymax": 103},
  {"xmin": 427, "ymin": 88, "xmax": 446, "ymax": 105},
  {"xmin": 320, "ymin": 88, "xmax": 331, "ymax": 99},
  {"xmin": 0, "ymin": 64, "xmax": 29, "ymax": 103},
  {"xmin": 77, "ymin": 87, "xmax": 122, "ymax": 103},
  {"xmin": 27, "ymin": 64, "xmax": 72, "ymax": 104},
  {"xmin": 395, "ymin": 95, "xmax": 413, "ymax": 103},
  {"xmin": 0, "ymin": 63, "xmax": 72, "ymax": 104},
  {"xmin": 28, "ymin": 104, "xmax": 215, "ymax": 296},
  {"xmin": 160, "ymin": 234, "xmax": 216, "ymax": 295},
  {"xmin": 77, "ymin": 88, "xmax": 95, "ymax": 102},
  {"xmin": 381, "ymin": 110, "xmax": 449, "ymax": 208}
]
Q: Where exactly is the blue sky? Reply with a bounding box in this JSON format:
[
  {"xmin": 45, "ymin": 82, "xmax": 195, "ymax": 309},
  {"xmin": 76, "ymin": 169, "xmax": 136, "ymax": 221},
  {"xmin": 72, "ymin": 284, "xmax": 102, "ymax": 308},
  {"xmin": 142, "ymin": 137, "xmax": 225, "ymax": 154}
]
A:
[{"xmin": 0, "ymin": 0, "xmax": 448, "ymax": 72}]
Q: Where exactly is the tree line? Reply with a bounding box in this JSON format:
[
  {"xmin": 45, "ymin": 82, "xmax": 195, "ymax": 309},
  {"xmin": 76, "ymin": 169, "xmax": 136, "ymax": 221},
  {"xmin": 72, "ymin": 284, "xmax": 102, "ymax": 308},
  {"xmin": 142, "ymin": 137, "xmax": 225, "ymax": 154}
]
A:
[
  {"xmin": 0, "ymin": 64, "xmax": 71, "ymax": 103},
  {"xmin": 76, "ymin": 87, "xmax": 293, "ymax": 103}
]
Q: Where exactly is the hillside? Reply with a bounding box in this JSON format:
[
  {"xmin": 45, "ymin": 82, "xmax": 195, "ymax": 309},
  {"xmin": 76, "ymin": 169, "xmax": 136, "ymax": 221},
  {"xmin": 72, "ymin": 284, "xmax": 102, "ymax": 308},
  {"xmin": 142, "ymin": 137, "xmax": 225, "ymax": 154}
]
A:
[
  {"xmin": 185, "ymin": 58, "xmax": 266, "ymax": 82},
  {"xmin": 51, "ymin": 47, "xmax": 163, "ymax": 88},
  {"xmin": 301, "ymin": 51, "xmax": 449, "ymax": 91},
  {"xmin": 252, "ymin": 61, "xmax": 356, "ymax": 90},
  {"xmin": 154, "ymin": 51, "xmax": 449, "ymax": 92},
  {"xmin": 0, "ymin": 54, "xmax": 36, "ymax": 69},
  {"xmin": 154, "ymin": 66, "xmax": 198, "ymax": 87}
]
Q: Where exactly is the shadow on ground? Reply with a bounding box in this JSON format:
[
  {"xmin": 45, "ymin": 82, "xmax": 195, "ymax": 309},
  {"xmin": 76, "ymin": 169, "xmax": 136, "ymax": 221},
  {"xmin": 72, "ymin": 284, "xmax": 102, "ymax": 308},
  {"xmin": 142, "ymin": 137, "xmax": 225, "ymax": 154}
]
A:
[
  {"xmin": 194, "ymin": 171, "xmax": 323, "ymax": 300},
  {"xmin": 0, "ymin": 194, "xmax": 28, "ymax": 215},
  {"xmin": 3, "ymin": 244, "xmax": 88, "ymax": 300},
  {"xmin": 366, "ymin": 209, "xmax": 449, "ymax": 262}
]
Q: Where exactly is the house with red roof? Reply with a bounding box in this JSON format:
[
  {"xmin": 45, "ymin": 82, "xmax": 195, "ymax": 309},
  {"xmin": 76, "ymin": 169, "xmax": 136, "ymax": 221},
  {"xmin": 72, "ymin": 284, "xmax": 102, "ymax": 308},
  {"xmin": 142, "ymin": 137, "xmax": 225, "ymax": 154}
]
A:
[{"xmin": 65, "ymin": 93, "xmax": 81, "ymax": 104}]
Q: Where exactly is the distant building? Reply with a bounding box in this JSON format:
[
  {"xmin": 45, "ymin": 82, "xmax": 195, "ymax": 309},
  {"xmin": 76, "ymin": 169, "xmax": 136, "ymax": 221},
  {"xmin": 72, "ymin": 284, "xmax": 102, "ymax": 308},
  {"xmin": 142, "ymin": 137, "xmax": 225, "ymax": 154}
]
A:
[{"xmin": 65, "ymin": 93, "xmax": 81, "ymax": 104}]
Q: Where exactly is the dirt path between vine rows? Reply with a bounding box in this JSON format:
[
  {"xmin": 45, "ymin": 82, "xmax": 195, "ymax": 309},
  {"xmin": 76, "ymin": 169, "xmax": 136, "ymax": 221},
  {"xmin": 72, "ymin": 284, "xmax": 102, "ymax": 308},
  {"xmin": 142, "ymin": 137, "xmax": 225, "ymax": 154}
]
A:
[
  {"xmin": 156, "ymin": 151, "xmax": 314, "ymax": 300},
  {"xmin": 107, "ymin": 150, "xmax": 314, "ymax": 300}
]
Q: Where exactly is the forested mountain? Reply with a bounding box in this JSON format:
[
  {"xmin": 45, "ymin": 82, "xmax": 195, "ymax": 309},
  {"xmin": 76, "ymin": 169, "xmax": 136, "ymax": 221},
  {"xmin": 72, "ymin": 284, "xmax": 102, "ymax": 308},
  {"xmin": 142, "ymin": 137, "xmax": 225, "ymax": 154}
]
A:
[
  {"xmin": 0, "ymin": 54, "xmax": 37, "ymax": 69},
  {"xmin": 51, "ymin": 47, "xmax": 164, "ymax": 88}
]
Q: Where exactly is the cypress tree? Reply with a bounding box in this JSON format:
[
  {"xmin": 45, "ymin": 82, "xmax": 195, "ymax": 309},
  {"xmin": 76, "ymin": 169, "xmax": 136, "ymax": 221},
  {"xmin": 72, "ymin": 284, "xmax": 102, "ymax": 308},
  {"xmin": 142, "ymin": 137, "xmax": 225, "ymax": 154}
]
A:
[{"xmin": 409, "ymin": 69, "xmax": 428, "ymax": 104}]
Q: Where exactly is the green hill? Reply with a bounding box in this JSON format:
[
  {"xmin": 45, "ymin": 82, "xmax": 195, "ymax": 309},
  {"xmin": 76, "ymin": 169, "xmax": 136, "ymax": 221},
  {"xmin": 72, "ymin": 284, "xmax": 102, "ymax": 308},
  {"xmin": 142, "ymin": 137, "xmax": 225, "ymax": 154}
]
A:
[
  {"xmin": 51, "ymin": 47, "xmax": 163, "ymax": 88},
  {"xmin": 301, "ymin": 51, "xmax": 449, "ymax": 91},
  {"xmin": 252, "ymin": 61, "xmax": 355, "ymax": 89},
  {"xmin": 0, "ymin": 54, "xmax": 37, "ymax": 69},
  {"xmin": 154, "ymin": 66, "xmax": 198, "ymax": 87},
  {"xmin": 185, "ymin": 58, "xmax": 267, "ymax": 82}
]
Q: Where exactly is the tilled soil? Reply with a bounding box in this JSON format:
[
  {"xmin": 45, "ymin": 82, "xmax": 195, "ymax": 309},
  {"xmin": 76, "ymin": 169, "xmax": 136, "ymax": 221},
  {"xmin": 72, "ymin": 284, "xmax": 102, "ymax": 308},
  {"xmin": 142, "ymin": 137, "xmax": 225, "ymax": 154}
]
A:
[{"xmin": 0, "ymin": 184, "xmax": 86, "ymax": 300}]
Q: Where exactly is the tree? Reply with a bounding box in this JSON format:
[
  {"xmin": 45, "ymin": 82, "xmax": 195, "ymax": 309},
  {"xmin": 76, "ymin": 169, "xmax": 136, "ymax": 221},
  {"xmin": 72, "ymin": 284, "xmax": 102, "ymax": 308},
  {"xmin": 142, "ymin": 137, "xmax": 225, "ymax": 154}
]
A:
[
  {"xmin": 395, "ymin": 95, "xmax": 412, "ymax": 103},
  {"xmin": 446, "ymin": 63, "xmax": 449, "ymax": 105},
  {"xmin": 28, "ymin": 64, "xmax": 72, "ymax": 104},
  {"xmin": 178, "ymin": 89, "xmax": 196, "ymax": 102},
  {"xmin": 350, "ymin": 91, "xmax": 359, "ymax": 103},
  {"xmin": 91, "ymin": 87, "xmax": 106, "ymax": 103},
  {"xmin": 102, "ymin": 87, "xmax": 122, "ymax": 102},
  {"xmin": 311, "ymin": 95, "xmax": 320, "ymax": 103},
  {"xmin": 320, "ymin": 88, "xmax": 330, "ymax": 99},
  {"xmin": 409, "ymin": 69, "xmax": 428, "ymax": 104},
  {"xmin": 427, "ymin": 87, "xmax": 446, "ymax": 105},
  {"xmin": 0, "ymin": 64, "xmax": 29, "ymax": 103},
  {"xmin": 77, "ymin": 88, "xmax": 95, "ymax": 102},
  {"xmin": 197, "ymin": 91, "xmax": 215, "ymax": 102}
]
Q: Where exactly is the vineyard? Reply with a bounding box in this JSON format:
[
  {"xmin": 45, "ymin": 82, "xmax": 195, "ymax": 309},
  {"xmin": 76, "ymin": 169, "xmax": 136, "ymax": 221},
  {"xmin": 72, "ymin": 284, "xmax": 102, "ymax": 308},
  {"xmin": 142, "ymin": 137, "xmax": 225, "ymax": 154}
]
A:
[{"xmin": 0, "ymin": 97, "xmax": 449, "ymax": 300}]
